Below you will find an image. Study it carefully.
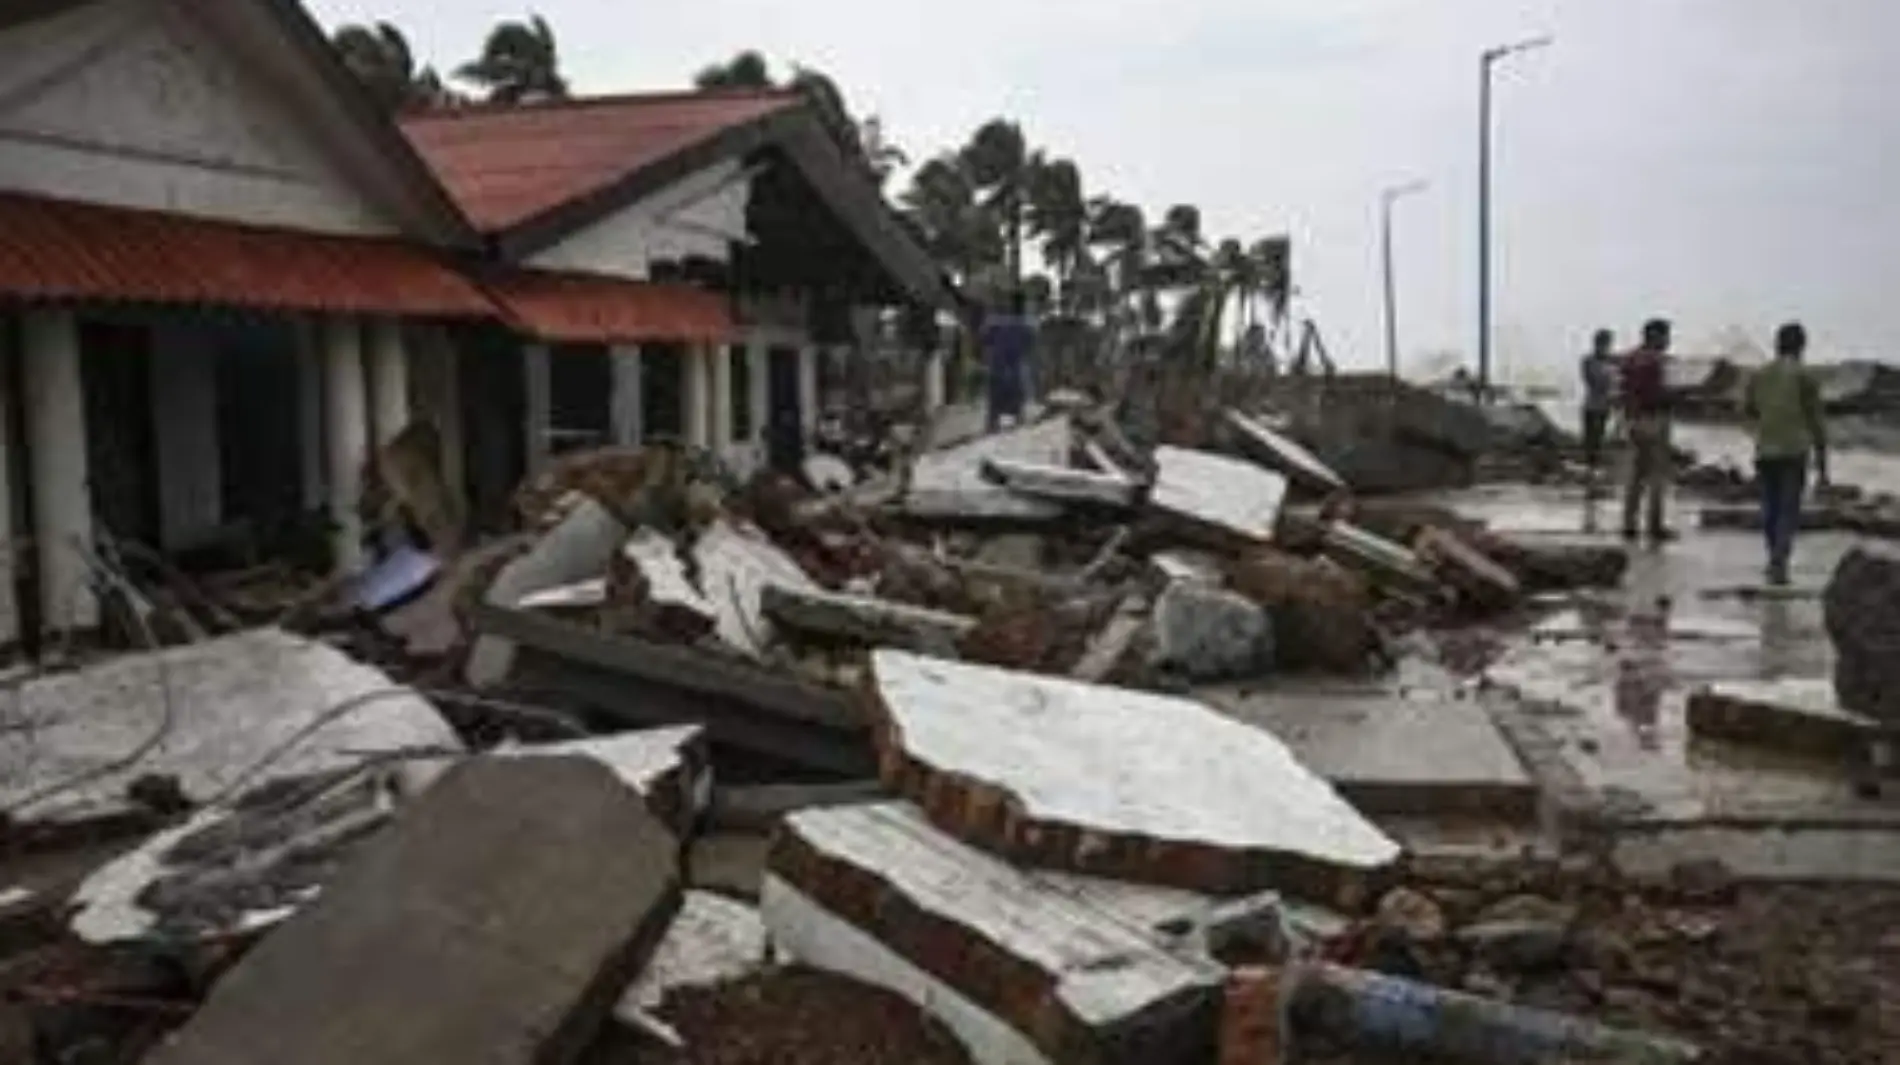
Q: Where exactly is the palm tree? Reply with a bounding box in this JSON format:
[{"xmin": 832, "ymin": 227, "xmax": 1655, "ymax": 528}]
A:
[
  {"xmin": 960, "ymin": 119, "xmax": 1029, "ymax": 292},
  {"xmin": 332, "ymin": 22, "xmax": 450, "ymax": 111},
  {"xmin": 1026, "ymin": 156, "xmax": 1088, "ymax": 315},
  {"xmin": 902, "ymin": 155, "xmax": 1001, "ymax": 291},
  {"xmin": 456, "ymin": 14, "xmax": 567, "ymax": 104},
  {"xmin": 695, "ymin": 50, "xmax": 773, "ymax": 89}
]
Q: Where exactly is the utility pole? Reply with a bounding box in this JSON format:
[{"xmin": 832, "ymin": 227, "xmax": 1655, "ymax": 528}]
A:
[
  {"xmin": 1478, "ymin": 35, "xmax": 1551, "ymax": 401},
  {"xmin": 1381, "ymin": 180, "xmax": 1428, "ymax": 382}
]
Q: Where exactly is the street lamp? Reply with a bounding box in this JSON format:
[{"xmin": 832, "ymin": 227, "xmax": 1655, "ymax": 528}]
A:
[
  {"xmin": 1381, "ymin": 179, "xmax": 1428, "ymax": 382},
  {"xmin": 1478, "ymin": 34, "xmax": 1551, "ymax": 400}
]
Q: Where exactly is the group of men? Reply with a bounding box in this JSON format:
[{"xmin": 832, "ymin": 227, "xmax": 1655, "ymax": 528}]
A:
[{"xmin": 1579, "ymin": 319, "xmax": 1829, "ymax": 585}]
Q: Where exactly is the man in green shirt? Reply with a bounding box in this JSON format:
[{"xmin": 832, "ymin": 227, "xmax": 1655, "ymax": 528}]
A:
[{"xmin": 1743, "ymin": 322, "xmax": 1829, "ymax": 586}]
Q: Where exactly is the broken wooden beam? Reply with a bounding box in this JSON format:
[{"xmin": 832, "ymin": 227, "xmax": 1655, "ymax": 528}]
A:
[
  {"xmin": 1413, "ymin": 527, "xmax": 1521, "ymax": 610},
  {"xmin": 765, "ymin": 801, "xmax": 1226, "ymax": 1065},
  {"xmin": 1322, "ymin": 521, "xmax": 1439, "ymax": 593},
  {"xmin": 865, "ymin": 650, "xmax": 1400, "ymax": 904},
  {"xmin": 762, "ymin": 583, "xmax": 977, "ymax": 657}
]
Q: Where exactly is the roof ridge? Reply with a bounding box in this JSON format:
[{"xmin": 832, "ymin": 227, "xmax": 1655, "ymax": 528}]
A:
[{"xmin": 398, "ymin": 87, "xmax": 801, "ymax": 124}]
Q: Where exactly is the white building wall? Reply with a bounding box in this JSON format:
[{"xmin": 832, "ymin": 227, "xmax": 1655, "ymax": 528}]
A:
[
  {"xmin": 0, "ymin": 0, "xmax": 396, "ymax": 235},
  {"xmin": 526, "ymin": 159, "xmax": 750, "ymax": 280}
]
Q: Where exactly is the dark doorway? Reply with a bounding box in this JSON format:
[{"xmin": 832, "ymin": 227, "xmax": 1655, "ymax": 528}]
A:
[
  {"xmin": 642, "ymin": 343, "xmax": 685, "ymax": 441},
  {"xmin": 548, "ymin": 344, "xmax": 612, "ymax": 454},
  {"xmin": 458, "ymin": 326, "xmax": 527, "ymax": 531},
  {"xmin": 215, "ymin": 319, "xmax": 303, "ymax": 543},
  {"xmin": 79, "ymin": 320, "xmax": 160, "ymax": 549},
  {"xmin": 764, "ymin": 346, "xmax": 804, "ymax": 474}
]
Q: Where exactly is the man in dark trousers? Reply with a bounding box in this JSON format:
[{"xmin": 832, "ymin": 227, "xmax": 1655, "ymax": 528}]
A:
[
  {"xmin": 981, "ymin": 290, "xmax": 1034, "ymax": 430},
  {"xmin": 1744, "ymin": 322, "xmax": 1829, "ymax": 585},
  {"xmin": 1619, "ymin": 318, "xmax": 1676, "ymax": 542},
  {"xmin": 1579, "ymin": 328, "xmax": 1618, "ymax": 478}
]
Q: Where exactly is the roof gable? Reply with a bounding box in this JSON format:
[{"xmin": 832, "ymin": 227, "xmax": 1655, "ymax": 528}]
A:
[{"xmin": 0, "ymin": 0, "xmax": 470, "ymax": 243}]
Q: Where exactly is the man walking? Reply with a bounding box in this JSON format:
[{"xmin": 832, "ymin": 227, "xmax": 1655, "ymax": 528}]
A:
[
  {"xmin": 1744, "ymin": 322, "xmax": 1829, "ymax": 585},
  {"xmin": 1579, "ymin": 329, "xmax": 1618, "ymax": 477},
  {"xmin": 1619, "ymin": 319, "xmax": 1676, "ymax": 542}
]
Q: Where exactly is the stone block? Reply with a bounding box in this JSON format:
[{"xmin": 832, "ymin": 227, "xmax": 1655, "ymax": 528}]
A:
[
  {"xmin": 145, "ymin": 757, "xmax": 680, "ymax": 1065},
  {"xmin": 765, "ymin": 801, "xmax": 1224, "ymax": 1065},
  {"xmin": 1148, "ymin": 582, "xmax": 1275, "ymax": 683},
  {"xmin": 1825, "ymin": 545, "xmax": 1900, "ymax": 724},
  {"xmin": 865, "ymin": 651, "xmax": 1400, "ymax": 905}
]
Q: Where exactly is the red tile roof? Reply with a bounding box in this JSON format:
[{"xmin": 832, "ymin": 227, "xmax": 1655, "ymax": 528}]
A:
[
  {"xmin": 399, "ymin": 91, "xmax": 799, "ymax": 234},
  {"xmin": 483, "ymin": 270, "xmax": 735, "ymax": 344},
  {"xmin": 0, "ymin": 193, "xmax": 494, "ymax": 317}
]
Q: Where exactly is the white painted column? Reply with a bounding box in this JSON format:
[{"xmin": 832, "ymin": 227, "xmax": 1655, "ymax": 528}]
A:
[
  {"xmin": 923, "ymin": 349, "xmax": 947, "ymax": 413},
  {"xmin": 797, "ymin": 345, "xmax": 820, "ymax": 437},
  {"xmin": 523, "ymin": 342, "xmax": 551, "ymax": 475},
  {"xmin": 295, "ymin": 319, "xmax": 325, "ymax": 511},
  {"xmin": 610, "ymin": 344, "xmax": 643, "ymax": 446},
  {"xmin": 683, "ymin": 344, "xmax": 711, "ymax": 449},
  {"xmin": 321, "ymin": 315, "xmax": 368, "ymax": 573},
  {"xmin": 22, "ymin": 309, "xmax": 94, "ymax": 632},
  {"xmin": 367, "ymin": 317, "xmax": 410, "ymax": 446},
  {"xmin": 710, "ymin": 342, "xmax": 734, "ymax": 452},
  {"xmin": 746, "ymin": 340, "xmax": 769, "ymax": 448}
]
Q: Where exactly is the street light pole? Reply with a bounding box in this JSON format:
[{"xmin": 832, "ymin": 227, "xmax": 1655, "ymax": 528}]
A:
[
  {"xmin": 1381, "ymin": 180, "xmax": 1428, "ymax": 382},
  {"xmin": 1477, "ymin": 35, "xmax": 1551, "ymax": 401}
]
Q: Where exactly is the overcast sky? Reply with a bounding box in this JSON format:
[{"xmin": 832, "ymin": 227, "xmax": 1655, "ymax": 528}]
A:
[{"xmin": 309, "ymin": 0, "xmax": 1900, "ymax": 378}]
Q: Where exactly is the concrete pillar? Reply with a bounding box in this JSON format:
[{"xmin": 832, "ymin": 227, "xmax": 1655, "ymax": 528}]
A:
[
  {"xmin": 746, "ymin": 340, "xmax": 769, "ymax": 447},
  {"xmin": 22, "ymin": 308, "xmax": 95, "ymax": 631},
  {"xmin": 321, "ymin": 315, "xmax": 368, "ymax": 573},
  {"xmin": 0, "ymin": 328, "xmax": 17, "ymax": 647},
  {"xmin": 367, "ymin": 317, "xmax": 410, "ymax": 446},
  {"xmin": 710, "ymin": 343, "xmax": 734, "ymax": 450},
  {"xmin": 798, "ymin": 345, "xmax": 820, "ymax": 437},
  {"xmin": 523, "ymin": 342, "xmax": 551, "ymax": 475},
  {"xmin": 923, "ymin": 349, "xmax": 947, "ymax": 414},
  {"xmin": 683, "ymin": 345, "xmax": 711, "ymax": 449},
  {"xmin": 610, "ymin": 344, "xmax": 643, "ymax": 446},
  {"xmin": 295, "ymin": 319, "xmax": 325, "ymax": 511}
]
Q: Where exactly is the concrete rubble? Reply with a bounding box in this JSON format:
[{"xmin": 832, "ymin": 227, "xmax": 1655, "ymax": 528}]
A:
[
  {"xmin": 16, "ymin": 390, "xmax": 1900, "ymax": 1065},
  {"xmin": 145, "ymin": 755, "xmax": 680, "ymax": 1065}
]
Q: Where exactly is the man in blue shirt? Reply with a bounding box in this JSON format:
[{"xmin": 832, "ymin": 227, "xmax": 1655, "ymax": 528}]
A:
[{"xmin": 981, "ymin": 290, "xmax": 1035, "ymax": 430}]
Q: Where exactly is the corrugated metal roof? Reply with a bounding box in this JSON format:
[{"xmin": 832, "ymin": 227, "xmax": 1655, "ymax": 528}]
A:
[
  {"xmin": 0, "ymin": 193, "xmax": 494, "ymax": 317},
  {"xmin": 399, "ymin": 91, "xmax": 798, "ymax": 233},
  {"xmin": 484, "ymin": 270, "xmax": 735, "ymax": 344}
]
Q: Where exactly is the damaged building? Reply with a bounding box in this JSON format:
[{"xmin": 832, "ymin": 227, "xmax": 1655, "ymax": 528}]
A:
[{"xmin": 0, "ymin": 0, "xmax": 954, "ymax": 647}]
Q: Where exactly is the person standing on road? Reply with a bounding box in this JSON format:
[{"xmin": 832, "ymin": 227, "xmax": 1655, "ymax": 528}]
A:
[
  {"xmin": 1579, "ymin": 329, "xmax": 1618, "ymax": 477},
  {"xmin": 1619, "ymin": 318, "xmax": 1676, "ymax": 542},
  {"xmin": 981, "ymin": 290, "xmax": 1035, "ymax": 431},
  {"xmin": 1744, "ymin": 322, "xmax": 1829, "ymax": 586}
]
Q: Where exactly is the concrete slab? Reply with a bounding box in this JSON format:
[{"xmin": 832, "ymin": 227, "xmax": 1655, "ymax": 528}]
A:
[
  {"xmin": 495, "ymin": 725, "xmax": 710, "ymax": 833},
  {"xmin": 766, "ymin": 801, "xmax": 1224, "ymax": 1065},
  {"xmin": 1687, "ymin": 679, "xmax": 1880, "ymax": 760},
  {"xmin": 468, "ymin": 498, "xmax": 629, "ymax": 685},
  {"xmin": 1197, "ymin": 679, "xmax": 1535, "ymax": 821},
  {"xmin": 1150, "ymin": 446, "xmax": 1287, "ymax": 546},
  {"xmin": 692, "ymin": 518, "xmax": 820, "ymax": 659},
  {"xmin": 906, "ymin": 417, "xmax": 1072, "ymax": 522},
  {"xmin": 0, "ymin": 628, "xmax": 461, "ymax": 829},
  {"xmin": 147, "ymin": 756, "xmax": 680, "ymax": 1065},
  {"xmin": 981, "ymin": 457, "xmax": 1139, "ymax": 508},
  {"xmin": 762, "ymin": 584, "xmax": 976, "ymax": 657},
  {"xmin": 867, "ymin": 650, "xmax": 1399, "ymax": 903},
  {"xmin": 617, "ymin": 890, "xmax": 766, "ymax": 1019},
  {"xmin": 1223, "ymin": 409, "xmax": 1345, "ymax": 494}
]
